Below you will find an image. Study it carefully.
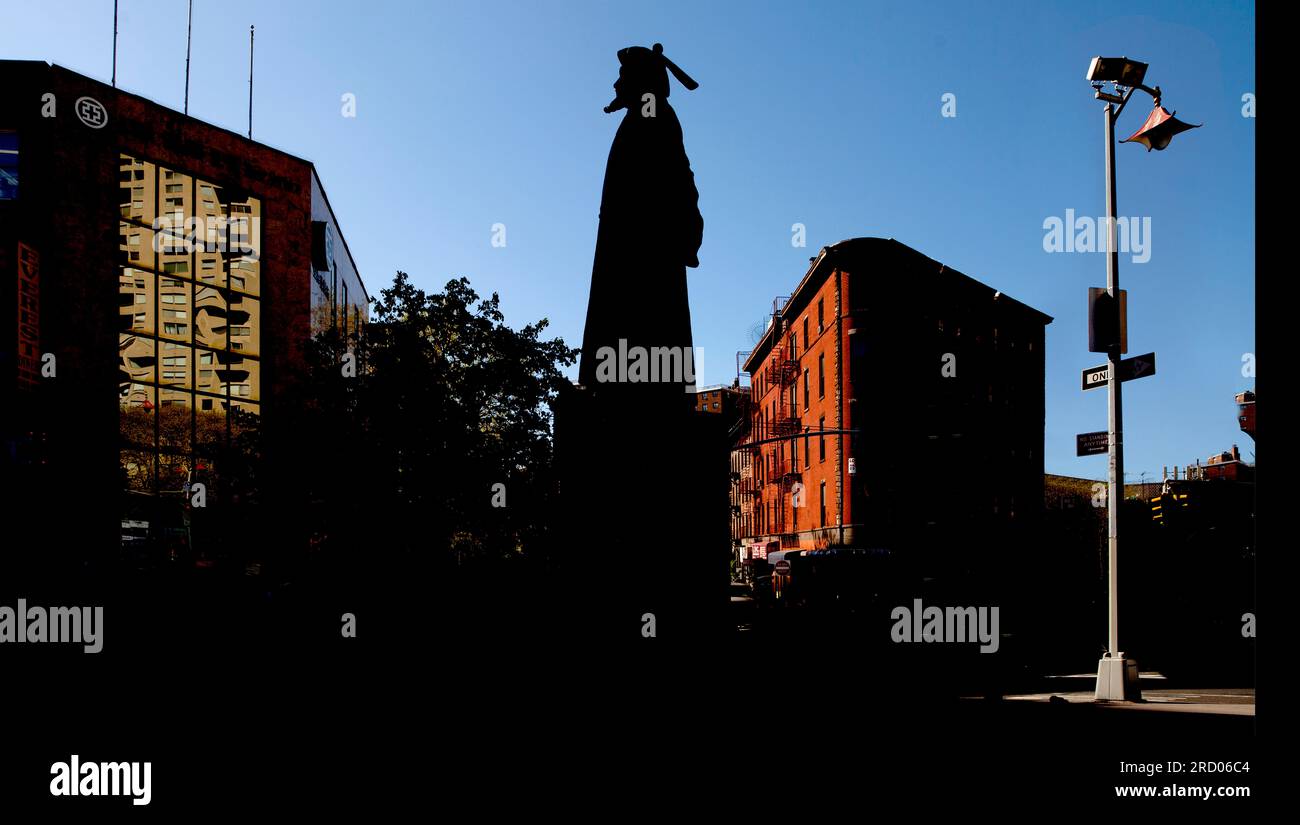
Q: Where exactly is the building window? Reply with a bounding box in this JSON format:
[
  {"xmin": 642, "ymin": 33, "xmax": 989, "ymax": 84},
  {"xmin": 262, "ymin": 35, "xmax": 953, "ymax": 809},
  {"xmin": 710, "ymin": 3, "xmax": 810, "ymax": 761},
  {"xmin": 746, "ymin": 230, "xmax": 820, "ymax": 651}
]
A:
[
  {"xmin": 803, "ymin": 431, "xmax": 809, "ymax": 467},
  {"xmin": 0, "ymin": 131, "xmax": 19, "ymax": 200},
  {"xmin": 820, "ymin": 481, "xmax": 827, "ymax": 527},
  {"xmin": 803, "ymin": 317, "xmax": 809, "ymax": 350},
  {"xmin": 803, "ymin": 369, "xmax": 809, "ymax": 410},
  {"xmin": 818, "ymin": 354, "xmax": 825, "ymax": 399},
  {"xmin": 818, "ymin": 299, "xmax": 824, "ymax": 333},
  {"xmin": 116, "ymin": 151, "xmax": 261, "ymax": 499},
  {"xmin": 819, "ymin": 416, "xmax": 826, "ymax": 462},
  {"xmin": 331, "ymin": 263, "xmax": 339, "ymax": 326}
]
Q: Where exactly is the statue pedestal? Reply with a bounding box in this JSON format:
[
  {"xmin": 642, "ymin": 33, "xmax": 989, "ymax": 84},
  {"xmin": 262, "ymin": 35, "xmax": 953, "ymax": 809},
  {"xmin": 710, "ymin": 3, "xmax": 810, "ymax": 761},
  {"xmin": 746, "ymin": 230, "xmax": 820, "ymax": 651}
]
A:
[{"xmin": 554, "ymin": 383, "xmax": 731, "ymax": 646}]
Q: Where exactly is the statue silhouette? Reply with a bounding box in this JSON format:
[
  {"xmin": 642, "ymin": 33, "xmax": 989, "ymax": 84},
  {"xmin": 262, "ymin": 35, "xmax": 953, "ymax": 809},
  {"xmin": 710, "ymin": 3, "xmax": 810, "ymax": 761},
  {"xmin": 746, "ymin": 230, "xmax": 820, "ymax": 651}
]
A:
[
  {"xmin": 578, "ymin": 43, "xmax": 703, "ymax": 401},
  {"xmin": 555, "ymin": 44, "xmax": 728, "ymax": 647}
]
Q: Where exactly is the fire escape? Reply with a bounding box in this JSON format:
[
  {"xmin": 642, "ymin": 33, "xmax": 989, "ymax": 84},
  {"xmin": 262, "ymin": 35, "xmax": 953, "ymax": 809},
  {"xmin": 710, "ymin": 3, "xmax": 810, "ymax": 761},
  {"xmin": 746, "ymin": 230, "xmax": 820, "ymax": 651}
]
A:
[
  {"xmin": 732, "ymin": 301, "xmax": 804, "ymax": 546},
  {"xmin": 765, "ymin": 333, "xmax": 801, "ymax": 545},
  {"xmin": 769, "ymin": 449, "xmax": 802, "ymax": 546}
]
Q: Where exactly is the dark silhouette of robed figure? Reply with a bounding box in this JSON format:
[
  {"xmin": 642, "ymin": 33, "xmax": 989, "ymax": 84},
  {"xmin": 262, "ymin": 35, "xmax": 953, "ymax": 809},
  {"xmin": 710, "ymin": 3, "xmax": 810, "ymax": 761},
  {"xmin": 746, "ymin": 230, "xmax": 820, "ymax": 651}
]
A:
[
  {"xmin": 578, "ymin": 43, "xmax": 703, "ymax": 401},
  {"xmin": 556, "ymin": 44, "xmax": 729, "ymax": 645}
]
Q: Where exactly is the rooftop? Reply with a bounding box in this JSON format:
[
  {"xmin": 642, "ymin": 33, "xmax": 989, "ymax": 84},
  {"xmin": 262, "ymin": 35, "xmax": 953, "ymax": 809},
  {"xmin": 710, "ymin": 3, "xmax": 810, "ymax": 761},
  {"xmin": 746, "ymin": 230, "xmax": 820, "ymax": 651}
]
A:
[{"xmin": 745, "ymin": 237, "xmax": 1053, "ymax": 373}]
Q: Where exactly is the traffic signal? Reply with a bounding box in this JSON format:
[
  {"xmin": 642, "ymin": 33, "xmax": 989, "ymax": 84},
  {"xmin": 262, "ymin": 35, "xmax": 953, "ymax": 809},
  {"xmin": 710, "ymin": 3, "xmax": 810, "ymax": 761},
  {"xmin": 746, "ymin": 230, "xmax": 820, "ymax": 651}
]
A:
[
  {"xmin": 1150, "ymin": 490, "xmax": 1191, "ymax": 527},
  {"xmin": 1088, "ymin": 288, "xmax": 1128, "ymax": 354}
]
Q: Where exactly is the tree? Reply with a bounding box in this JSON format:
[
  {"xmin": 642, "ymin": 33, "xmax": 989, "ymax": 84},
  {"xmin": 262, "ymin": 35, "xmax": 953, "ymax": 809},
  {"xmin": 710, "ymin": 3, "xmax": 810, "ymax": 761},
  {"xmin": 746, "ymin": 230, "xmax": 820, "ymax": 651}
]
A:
[{"xmin": 295, "ymin": 272, "xmax": 577, "ymax": 577}]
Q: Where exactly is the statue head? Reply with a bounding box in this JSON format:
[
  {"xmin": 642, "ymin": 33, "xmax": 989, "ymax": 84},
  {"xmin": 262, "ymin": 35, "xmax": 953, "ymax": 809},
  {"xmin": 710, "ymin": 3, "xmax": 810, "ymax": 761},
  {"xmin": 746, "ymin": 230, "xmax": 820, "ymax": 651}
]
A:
[{"xmin": 604, "ymin": 43, "xmax": 698, "ymax": 114}]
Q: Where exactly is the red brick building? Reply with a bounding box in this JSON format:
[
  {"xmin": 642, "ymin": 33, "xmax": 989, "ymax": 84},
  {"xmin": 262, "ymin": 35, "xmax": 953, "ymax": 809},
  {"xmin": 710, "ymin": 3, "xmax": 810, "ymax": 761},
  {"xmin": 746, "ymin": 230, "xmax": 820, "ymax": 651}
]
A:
[
  {"xmin": 1236, "ymin": 390, "xmax": 1255, "ymax": 440},
  {"xmin": 732, "ymin": 238, "xmax": 1051, "ymax": 569},
  {"xmin": 1188, "ymin": 444, "xmax": 1253, "ymax": 482},
  {"xmin": 1, "ymin": 60, "xmax": 366, "ymax": 562},
  {"xmin": 693, "ymin": 384, "xmax": 747, "ymax": 419}
]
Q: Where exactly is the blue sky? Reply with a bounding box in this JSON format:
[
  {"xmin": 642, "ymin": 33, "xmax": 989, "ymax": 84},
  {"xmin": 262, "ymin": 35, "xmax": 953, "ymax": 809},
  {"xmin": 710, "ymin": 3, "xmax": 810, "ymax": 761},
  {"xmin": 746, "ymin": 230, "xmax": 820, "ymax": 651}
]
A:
[{"xmin": 3, "ymin": 0, "xmax": 1254, "ymax": 481}]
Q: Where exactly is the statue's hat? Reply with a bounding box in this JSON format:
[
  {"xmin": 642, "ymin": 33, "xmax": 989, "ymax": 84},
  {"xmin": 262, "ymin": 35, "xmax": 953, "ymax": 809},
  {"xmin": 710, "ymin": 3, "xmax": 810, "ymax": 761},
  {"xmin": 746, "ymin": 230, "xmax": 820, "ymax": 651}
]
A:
[{"xmin": 605, "ymin": 43, "xmax": 697, "ymax": 113}]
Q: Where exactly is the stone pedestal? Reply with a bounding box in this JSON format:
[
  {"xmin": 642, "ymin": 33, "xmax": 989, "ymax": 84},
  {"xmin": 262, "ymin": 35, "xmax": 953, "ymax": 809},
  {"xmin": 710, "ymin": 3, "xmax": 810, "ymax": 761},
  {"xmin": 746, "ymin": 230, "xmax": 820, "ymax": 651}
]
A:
[{"xmin": 553, "ymin": 383, "xmax": 730, "ymax": 646}]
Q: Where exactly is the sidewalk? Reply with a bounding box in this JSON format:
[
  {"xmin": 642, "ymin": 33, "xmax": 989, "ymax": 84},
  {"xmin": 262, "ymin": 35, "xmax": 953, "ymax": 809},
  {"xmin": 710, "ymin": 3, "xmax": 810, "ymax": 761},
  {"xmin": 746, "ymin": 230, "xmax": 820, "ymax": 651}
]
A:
[{"xmin": 1000, "ymin": 673, "xmax": 1255, "ymax": 716}]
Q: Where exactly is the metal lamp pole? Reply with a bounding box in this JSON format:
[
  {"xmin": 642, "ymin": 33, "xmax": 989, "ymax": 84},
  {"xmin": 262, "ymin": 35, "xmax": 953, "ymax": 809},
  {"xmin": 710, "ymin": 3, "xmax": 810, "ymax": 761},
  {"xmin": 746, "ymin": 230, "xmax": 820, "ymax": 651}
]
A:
[
  {"xmin": 1098, "ymin": 100, "xmax": 1133, "ymax": 699},
  {"xmin": 1087, "ymin": 56, "xmax": 1197, "ymax": 700}
]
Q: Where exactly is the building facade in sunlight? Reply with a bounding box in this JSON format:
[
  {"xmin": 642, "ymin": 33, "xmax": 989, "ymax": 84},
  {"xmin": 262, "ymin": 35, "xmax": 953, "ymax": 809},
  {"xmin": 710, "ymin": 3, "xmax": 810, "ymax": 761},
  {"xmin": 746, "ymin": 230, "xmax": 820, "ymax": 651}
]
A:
[
  {"xmin": 1, "ymin": 60, "xmax": 367, "ymax": 563},
  {"xmin": 731, "ymin": 238, "xmax": 1052, "ymax": 570}
]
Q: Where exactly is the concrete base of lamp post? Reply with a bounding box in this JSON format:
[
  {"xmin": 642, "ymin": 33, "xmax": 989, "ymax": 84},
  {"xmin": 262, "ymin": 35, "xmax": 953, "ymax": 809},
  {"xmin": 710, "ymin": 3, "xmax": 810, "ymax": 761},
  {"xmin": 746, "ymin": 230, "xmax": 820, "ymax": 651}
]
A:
[{"xmin": 1095, "ymin": 654, "xmax": 1142, "ymax": 701}]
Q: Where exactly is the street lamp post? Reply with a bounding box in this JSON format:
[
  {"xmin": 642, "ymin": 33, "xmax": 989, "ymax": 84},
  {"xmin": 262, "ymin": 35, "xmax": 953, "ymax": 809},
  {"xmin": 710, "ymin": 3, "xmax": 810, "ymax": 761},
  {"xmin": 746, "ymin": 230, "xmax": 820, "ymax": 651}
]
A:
[
  {"xmin": 1085, "ymin": 56, "xmax": 1199, "ymax": 701},
  {"xmin": 1098, "ymin": 95, "xmax": 1135, "ymax": 700}
]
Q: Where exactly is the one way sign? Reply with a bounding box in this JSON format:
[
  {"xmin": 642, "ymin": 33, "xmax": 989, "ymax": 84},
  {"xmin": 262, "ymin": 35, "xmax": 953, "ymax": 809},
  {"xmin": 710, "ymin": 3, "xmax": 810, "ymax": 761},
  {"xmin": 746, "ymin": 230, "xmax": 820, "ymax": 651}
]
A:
[{"xmin": 1082, "ymin": 352, "xmax": 1156, "ymax": 391}]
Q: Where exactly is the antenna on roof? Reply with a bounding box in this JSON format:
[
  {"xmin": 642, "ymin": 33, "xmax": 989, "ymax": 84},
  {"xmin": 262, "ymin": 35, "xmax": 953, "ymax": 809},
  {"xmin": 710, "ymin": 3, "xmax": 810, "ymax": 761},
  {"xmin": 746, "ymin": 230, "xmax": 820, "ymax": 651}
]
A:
[
  {"xmin": 112, "ymin": 0, "xmax": 119, "ymax": 87},
  {"xmin": 247, "ymin": 24, "xmax": 254, "ymax": 139},
  {"xmin": 184, "ymin": 0, "xmax": 193, "ymax": 114}
]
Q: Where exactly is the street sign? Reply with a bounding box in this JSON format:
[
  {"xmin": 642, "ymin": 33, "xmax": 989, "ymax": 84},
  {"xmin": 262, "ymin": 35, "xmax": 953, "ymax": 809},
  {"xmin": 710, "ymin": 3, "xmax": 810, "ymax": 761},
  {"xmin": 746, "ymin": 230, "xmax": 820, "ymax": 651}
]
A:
[
  {"xmin": 1082, "ymin": 364, "xmax": 1111, "ymax": 391},
  {"xmin": 773, "ymin": 560, "xmax": 791, "ymax": 575},
  {"xmin": 1081, "ymin": 352, "xmax": 1156, "ymax": 391},
  {"xmin": 1118, "ymin": 352, "xmax": 1156, "ymax": 382},
  {"xmin": 1076, "ymin": 431, "xmax": 1109, "ymax": 456}
]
